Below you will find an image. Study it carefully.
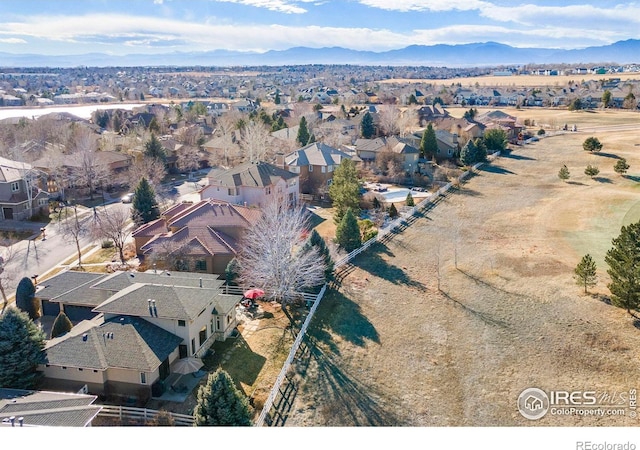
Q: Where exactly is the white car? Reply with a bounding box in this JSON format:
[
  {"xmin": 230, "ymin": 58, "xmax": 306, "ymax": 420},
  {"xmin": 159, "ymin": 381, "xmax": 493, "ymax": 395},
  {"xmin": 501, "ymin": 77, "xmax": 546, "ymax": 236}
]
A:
[{"xmin": 121, "ymin": 193, "xmax": 134, "ymax": 203}]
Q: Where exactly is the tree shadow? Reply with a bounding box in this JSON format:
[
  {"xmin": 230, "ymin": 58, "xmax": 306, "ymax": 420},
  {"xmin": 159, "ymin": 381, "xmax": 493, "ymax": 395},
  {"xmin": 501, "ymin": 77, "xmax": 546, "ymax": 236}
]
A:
[
  {"xmin": 594, "ymin": 152, "xmax": 620, "ymax": 159},
  {"xmin": 566, "ymin": 181, "xmax": 587, "ymax": 186},
  {"xmin": 307, "ymin": 288, "xmax": 380, "ymax": 355},
  {"xmin": 306, "ymin": 210, "xmax": 326, "ymax": 228},
  {"xmin": 479, "ymin": 165, "xmax": 516, "ymax": 175},
  {"xmin": 208, "ymin": 334, "xmax": 266, "ymax": 387},
  {"xmin": 624, "ymin": 175, "xmax": 640, "ymax": 182},
  {"xmin": 593, "ymin": 176, "xmax": 613, "ymax": 184},
  {"xmin": 354, "ymin": 242, "xmax": 426, "ymax": 291},
  {"xmin": 503, "ymin": 152, "xmax": 536, "ymax": 161}
]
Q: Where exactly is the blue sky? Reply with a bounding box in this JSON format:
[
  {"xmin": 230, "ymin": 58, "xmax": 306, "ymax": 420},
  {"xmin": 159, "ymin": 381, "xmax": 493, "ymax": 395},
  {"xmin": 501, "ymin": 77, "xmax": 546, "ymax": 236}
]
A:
[{"xmin": 0, "ymin": 0, "xmax": 636, "ymax": 55}]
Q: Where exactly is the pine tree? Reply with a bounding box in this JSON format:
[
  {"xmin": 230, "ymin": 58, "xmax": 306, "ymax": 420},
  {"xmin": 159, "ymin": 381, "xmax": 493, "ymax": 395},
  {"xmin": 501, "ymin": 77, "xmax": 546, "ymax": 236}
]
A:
[
  {"xmin": 225, "ymin": 258, "xmax": 239, "ymax": 286},
  {"xmin": 360, "ymin": 112, "xmax": 375, "ymax": 138},
  {"xmin": 0, "ymin": 308, "xmax": 47, "ymax": 389},
  {"xmin": 419, "ymin": 124, "xmax": 438, "ymax": 160},
  {"xmin": 558, "ymin": 165, "xmax": 570, "ymax": 181},
  {"xmin": 574, "ymin": 254, "xmax": 598, "ymax": 293},
  {"xmin": 15, "ymin": 277, "xmax": 38, "ymax": 321},
  {"xmin": 583, "ymin": 137, "xmax": 603, "ymax": 153},
  {"xmin": 50, "ymin": 312, "xmax": 73, "ymax": 339},
  {"xmin": 335, "ymin": 208, "xmax": 362, "ymax": 252},
  {"xmin": 405, "ymin": 192, "xmax": 415, "ymax": 207},
  {"xmin": 144, "ymin": 133, "xmax": 167, "ymax": 162},
  {"xmin": 328, "ymin": 158, "xmax": 361, "ymax": 224},
  {"xmin": 459, "ymin": 139, "xmax": 478, "ymax": 166},
  {"xmin": 388, "ymin": 203, "xmax": 398, "ymax": 218},
  {"xmin": 614, "ymin": 158, "xmax": 630, "ymax": 175},
  {"xmin": 193, "ymin": 369, "xmax": 252, "ymax": 426},
  {"xmin": 584, "ymin": 164, "xmax": 600, "ymax": 178},
  {"xmin": 132, "ymin": 177, "xmax": 160, "ymax": 226},
  {"xmin": 605, "ymin": 222, "xmax": 640, "ymax": 316},
  {"xmin": 372, "ymin": 197, "xmax": 381, "ymax": 210},
  {"xmin": 274, "ymin": 91, "xmax": 281, "ymax": 105},
  {"xmin": 304, "ymin": 229, "xmax": 334, "ymax": 282},
  {"xmin": 297, "ymin": 116, "xmax": 310, "ymax": 146}
]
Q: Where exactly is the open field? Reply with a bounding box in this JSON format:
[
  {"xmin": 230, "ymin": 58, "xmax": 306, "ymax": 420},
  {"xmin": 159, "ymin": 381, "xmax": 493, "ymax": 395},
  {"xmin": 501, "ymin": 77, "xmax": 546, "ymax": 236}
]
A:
[
  {"xmin": 381, "ymin": 72, "xmax": 640, "ymax": 87},
  {"xmin": 285, "ymin": 110, "xmax": 640, "ymax": 426}
]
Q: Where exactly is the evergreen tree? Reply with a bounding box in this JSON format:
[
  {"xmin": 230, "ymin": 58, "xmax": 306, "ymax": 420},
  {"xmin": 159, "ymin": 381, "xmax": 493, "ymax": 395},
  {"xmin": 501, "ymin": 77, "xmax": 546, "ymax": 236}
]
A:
[
  {"xmin": 297, "ymin": 116, "xmax": 310, "ymax": 146},
  {"xmin": 144, "ymin": 133, "xmax": 167, "ymax": 163},
  {"xmin": 474, "ymin": 138, "xmax": 488, "ymax": 162},
  {"xmin": 405, "ymin": 192, "xmax": 415, "ymax": 207},
  {"xmin": 419, "ymin": 124, "xmax": 438, "ymax": 160},
  {"xmin": 304, "ymin": 229, "xmax": 334, "ymax": 282},
  {"xmin": 574, "ymin": 254, "xmax": 598, "ymax": 293},
  {"xmin": 584, "ymin": 165, "xmax": 600, "ymax": 178},
  {"xmin": 193, "ymin": 369, "xmax": 252, "ymax": 426},
  {"xmin": 225, "ymin": 258, "xmax": 239, "ymax": 286},
  {"xmin": 132, "ymin": 177, "xmax": 160, "ymax": 226},
  {"xmin": 388, "ymin": 203, "xmax": 398, "ymax": 218},
  {"xmin": 558, "ymin": 165, "xmax": 570, "ymax": 181},
  {"xmin": 15, "ymin": 277, "xmax": 38, "ymax": 321},
  {"xmin": 583, "ymin": 137, "xmax": 603, "ymax": 153},
  {"xmin": 0, "ymin": 308, "xmax": 47, "ymax": 389},
  {"xmin": 372, "ymin": 197, "xmax": 381, "ymax": 210},
  {"xmin": 605, "ymin": 222, "xmax": 640, "ymax": 316},
  {"xmin": 459, "ymin": 139, "xmax": 478, "ymax": 166},
  {"xmin": 335, "ymin": 208, "xmax": 362, "ymax": 252},
  {"xmin": 274, "ymin": 91, "xmax": 281, "ymax": 105},
  {"xmin": 328, "ymin": 158, "xmax": 361, "ymax": 224},
  {"xmin": 360, "ymin": 112, "xmax": 375, "ymax": 138},
  {"xmin": 50, "ymin": 312, "xmax": 73, "ymax": 339},
  {"xmin": 483, "ymin": 129, "xmax": 508, "ymax": 152},
  {"xmin": 614, "ymin": 158, "xmax": 630, "ymax": 175}
]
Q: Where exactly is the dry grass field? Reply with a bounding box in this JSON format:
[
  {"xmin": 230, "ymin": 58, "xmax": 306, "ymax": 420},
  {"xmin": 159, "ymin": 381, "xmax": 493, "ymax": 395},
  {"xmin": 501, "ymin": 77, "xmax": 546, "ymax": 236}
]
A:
[
  {"xmin": 284, "ymin": 109, "xmax": 640, "ymax": 426},
  {"xmin": 382, "ymin": 72, "xmax": 640, "ymax": 88}
]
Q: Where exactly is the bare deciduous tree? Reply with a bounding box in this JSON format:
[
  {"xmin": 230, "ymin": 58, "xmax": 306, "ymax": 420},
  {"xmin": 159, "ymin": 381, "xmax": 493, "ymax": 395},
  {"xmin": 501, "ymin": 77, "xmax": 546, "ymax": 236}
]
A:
[
  {"xmin": 124, "ymin": 156, "xmax": 167, "ymax": 190},
  {"xmin": 56, "ymin": 204, "xmax": 86, "ymax": 269},
  {"xmin": 240, "ymin": 120, "xmax": 271, "ymax": 162},
  {"xmin": 397, "ymin": 107, "xmax": 419, "ymax": 138},
  {"xmin": 92, "ymin": 206, "xmax": 133, "ymax": 264},
  {"xmin": 176, "ymin": 145, "xmax": 201, "ymax": 175},
  {"xmin": 236, "ymin": 198, "xmax": 326, "ymax": 319},
  {"xmin": 378, "ymin": 105, "xmax": 401, "ymax": 136},
  {"xmin": 0, "ymin": 237, "xmax": 18, "ymax": 311},
  {"xmin": 70, "ymin": 128, "xmax": 110, "ymax": 199}
]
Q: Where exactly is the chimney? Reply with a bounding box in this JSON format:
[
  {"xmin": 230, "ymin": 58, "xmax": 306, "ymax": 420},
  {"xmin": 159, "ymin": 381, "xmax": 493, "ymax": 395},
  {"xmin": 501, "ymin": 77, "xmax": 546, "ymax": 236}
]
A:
[
  {"xmin": 275, "ymin": 152, "xmax": 284, "ymax": 168},
  {"xmin": 153, "ymin": 263, "xmax": 157, "ymax": 274}
]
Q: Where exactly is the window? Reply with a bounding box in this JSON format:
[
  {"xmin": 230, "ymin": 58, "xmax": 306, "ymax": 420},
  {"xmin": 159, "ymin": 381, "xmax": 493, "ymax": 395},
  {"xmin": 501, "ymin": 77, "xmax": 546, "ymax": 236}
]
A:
[
  {"xmin": 62, "ymin": 366, "xmax": 67, "ymax": 370},
  {"xmin": 191, "ymin": 338, "xmax": 196, "ymax": 355},
  {"xmin": 309, "ymin": 165, "xmax": 313, "ymax": 172},
  {"xmin": 321, "ymin": 166, "xmax": 326, "ymax": 173},
  {"xmin": 10, "ymin": 182, "xmax": 19, "ymax": 192},
  {"xmin": 178, "ymin": 320, "xmax": 186, "ymax": 327},
  {"xmin": 199, "ymin": 327, "xmax": 207, "ymax": 346},
  {"xmin": 265, "ymin": 186, "xmax": 271, "ymax": 195},
  {"xmin": 216, "ymin": 317, "xmax": 221, "ymax": 330},
  {"xmin": 195, "ymin": 260, "xmax": 206, "ymax": 271},
  {"xmin": 38, "ymin": 198, "xmax": 48, "ymax": 206},
  {"xmin": 227, "ymin": 314, "xmax": 232, "ymax": 324},
  {"xmin": 211, "ymin": 319, "xmax": 214, "ymax": 333},
  {"xmin": 228, "ymin": 188, "xmax": 236, "ymax": 196},
  {"xmin": 290, "ymin": 166, "xmax": 300, "ymax": 174},
  {"xmin": 93, "ymin": 370, "xmax": 98, "ymax": 373},
  {"xmin": 140, "ymin": 373, "xmax": 147, "ymax": 384},
  {"xmin": 78, "ymin": 368, "xmax": 83, "ymax": 372},
  {"xmin": 328, "ymin": 165, "xmax": 333, "ymax": 172},
  {"xmin": 448, "ymin": 149, "xmax": 453, "ymax": 156}
]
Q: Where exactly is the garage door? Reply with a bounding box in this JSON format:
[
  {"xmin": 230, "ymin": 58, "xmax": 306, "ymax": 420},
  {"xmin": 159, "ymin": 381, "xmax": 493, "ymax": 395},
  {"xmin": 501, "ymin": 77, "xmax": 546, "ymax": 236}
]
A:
[
  {"xmin": 41, "ymin": 300, "xmax": 60, "ymax": 317},
  {"xmin": 63, "ymin": 305, "xmax": 97, "ymax": 322}
]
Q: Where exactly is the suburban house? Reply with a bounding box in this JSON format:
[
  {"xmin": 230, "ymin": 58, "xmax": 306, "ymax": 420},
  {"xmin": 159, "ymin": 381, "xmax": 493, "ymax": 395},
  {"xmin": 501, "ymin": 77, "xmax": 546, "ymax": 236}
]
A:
[
  {"xmin": 132, "ymin": 199, "xmax": 261, "ymax": 274},
  {"xmin": 38, "ymin": 269, "xmax": 242, "ymax": 402},
  {"xmin": 408, "ymin": 129, "xmax": 461, "ymax": 162},
  {"xmin": 0, "ymin": 156, "xmax": 50, "ymax": 221},
  {"xmin": 417, "ymin": 104, "xmax": 448, "ymax": 126},
  {"xmin": 200, "ymin": 160, "xmax": 299, "ymax": 208},
  {"xmin": 0, "ymin": 388, "xmax": 102, "ymax": 427},
  {"xmin": 353, "ymin": 137, "xmax": 419, "ymax": 172},
  {"xmin": 474, "ymin": 110, "xmax": 524, "ymax": 142},
  {"xmin": 278, "ymin": 142, "xmax": 357, "ymax": 196}
]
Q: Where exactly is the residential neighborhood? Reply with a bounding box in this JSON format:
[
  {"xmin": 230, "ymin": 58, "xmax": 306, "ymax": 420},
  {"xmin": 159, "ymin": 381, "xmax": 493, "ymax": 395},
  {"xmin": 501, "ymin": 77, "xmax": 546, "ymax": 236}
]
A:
[{"xmin": 0, "ymin": 58, "xmax": 640, "ymax": 433}]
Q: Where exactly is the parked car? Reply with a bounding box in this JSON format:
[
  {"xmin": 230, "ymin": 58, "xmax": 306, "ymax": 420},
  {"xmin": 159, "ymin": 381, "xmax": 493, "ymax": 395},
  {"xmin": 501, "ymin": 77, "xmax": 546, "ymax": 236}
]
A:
[
  {"xmin": 121, "ymin": 193, "xmax": 134, "ymax": 203},
  {"xmin": 411, "ymin": 187, "xmax": 426, "ymax": 192}
]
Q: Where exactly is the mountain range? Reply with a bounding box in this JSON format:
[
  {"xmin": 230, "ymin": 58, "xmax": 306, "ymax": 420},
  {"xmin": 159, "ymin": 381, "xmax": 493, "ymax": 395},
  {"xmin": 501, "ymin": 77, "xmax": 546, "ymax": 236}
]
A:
[{"xmin": 1, "ymin": 40, "xmax": 640, "ymax": 68}]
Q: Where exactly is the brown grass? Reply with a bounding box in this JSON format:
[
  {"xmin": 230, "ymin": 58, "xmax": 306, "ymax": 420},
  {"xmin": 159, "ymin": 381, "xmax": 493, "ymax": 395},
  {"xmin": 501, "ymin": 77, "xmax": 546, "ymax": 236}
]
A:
[{"xmin": 284, "ymin": 110, "xmax": 640, "ymax": 426}]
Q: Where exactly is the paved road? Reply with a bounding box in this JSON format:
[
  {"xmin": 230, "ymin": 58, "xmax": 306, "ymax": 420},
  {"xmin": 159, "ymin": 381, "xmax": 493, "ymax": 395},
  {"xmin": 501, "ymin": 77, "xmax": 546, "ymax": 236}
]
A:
[{"xmin": 0, "ymin": 170, "xmax": 210, "ymax": 307}]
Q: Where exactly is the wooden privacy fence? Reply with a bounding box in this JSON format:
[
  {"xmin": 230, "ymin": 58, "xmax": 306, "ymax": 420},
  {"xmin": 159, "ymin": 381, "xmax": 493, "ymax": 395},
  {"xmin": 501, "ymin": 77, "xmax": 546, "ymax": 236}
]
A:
[
  {"xmin": 98, "ymin": 405, "xmax": 194, "ymax": 426},
  {"xmin": 255, "ymin": 152, "xmax": 502, "ymax": 426}
]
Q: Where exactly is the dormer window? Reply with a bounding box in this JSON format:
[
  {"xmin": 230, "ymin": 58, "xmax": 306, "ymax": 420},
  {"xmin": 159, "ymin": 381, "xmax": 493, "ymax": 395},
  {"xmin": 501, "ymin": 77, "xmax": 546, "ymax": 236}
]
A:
[{"xmin": 10, "ymin": 182, "xmax": 19, "ymax": 192}]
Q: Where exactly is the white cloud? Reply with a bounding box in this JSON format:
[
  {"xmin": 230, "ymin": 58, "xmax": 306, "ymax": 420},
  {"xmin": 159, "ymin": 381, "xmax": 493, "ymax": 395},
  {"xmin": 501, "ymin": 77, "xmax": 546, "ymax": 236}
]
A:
[
  {"xmin": 357, "ymin": 0, "xmax": 488, "ymax": 12},
  {"xmin": 0, "ymin": 37, "xmax": 27, "ymax": 44},
  {"xmin": 212, "ymin": 0, "xmax": 315, "ymax": 14}
]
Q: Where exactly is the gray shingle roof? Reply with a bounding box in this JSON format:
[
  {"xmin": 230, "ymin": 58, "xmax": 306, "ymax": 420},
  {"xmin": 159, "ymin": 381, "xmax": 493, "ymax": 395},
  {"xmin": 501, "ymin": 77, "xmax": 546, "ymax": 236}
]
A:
[
  {"xmin": 0, "ymin": 388, "xmax": 101, "ymax": 427},
  {"xmin": 90, "ymin": 270, "xmax": 225, "ymax": 292},
  {"xmin": 285, "ymin": 142, "xmax": 352, "ymax": 167},
  {"xmin": 35, "ymin": 272, "xmax": 107, "ymax": 301},
  {"xmin": 92, "ymin": 283, "xmax": 230, "ymax": 321},
  {"xmin": 212, "ymin": 160, "xmax": 297, "ymax": 189},
  {"xmin": 45, "ymin": 316, "xmax": 182, "ymax": 372}
]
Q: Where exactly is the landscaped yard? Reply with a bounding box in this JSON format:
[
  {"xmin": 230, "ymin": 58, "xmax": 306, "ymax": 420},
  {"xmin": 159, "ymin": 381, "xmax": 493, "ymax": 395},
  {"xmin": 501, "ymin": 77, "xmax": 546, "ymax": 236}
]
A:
[{"xmin": 284, "ymin": 109, "xmax": 640, "ymax": 426}]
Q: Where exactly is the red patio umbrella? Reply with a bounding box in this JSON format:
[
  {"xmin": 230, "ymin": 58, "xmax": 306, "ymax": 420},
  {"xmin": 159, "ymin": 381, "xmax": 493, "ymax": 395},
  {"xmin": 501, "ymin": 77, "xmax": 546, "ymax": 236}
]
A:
[{"xmin": 243, "ymin": 288, "xmax": 265, "ymax": 300}]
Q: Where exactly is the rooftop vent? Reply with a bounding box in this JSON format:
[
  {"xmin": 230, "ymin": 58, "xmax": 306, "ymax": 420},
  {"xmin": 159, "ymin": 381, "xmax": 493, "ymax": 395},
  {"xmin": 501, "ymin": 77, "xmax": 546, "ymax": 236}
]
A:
[{"xmin": 82, "ymin": 334, "xmax": 88, "ymax": 342}]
